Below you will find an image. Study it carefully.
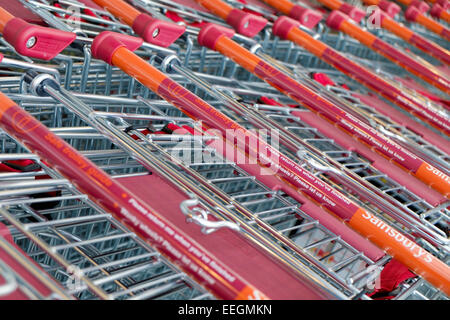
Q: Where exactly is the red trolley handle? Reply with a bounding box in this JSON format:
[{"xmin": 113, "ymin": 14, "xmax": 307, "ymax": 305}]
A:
[
  {"xmin": 197, "ymin": 23, "xmax": 450, "ymax": 197},
  {"xmin": 405, "ymin": 5, "xmax": 450, "ymax": 41},
  {"xmin": 0, "ymin": 6, "xmax": 76, "ymax": 60}
]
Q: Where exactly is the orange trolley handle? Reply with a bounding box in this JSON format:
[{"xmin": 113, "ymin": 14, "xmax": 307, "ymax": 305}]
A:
[
  {"xmin": 372, "ymin": 10, "xmax": 450, "ymax": 65},
  {"xmin": 272, "ymin": 16, "xmax": 450, "ymax": 136},
  {"xmin": 326, "ymin": 10, "xmax": 450, "ymax": 95},
  {"xmin": 197, "ymin": 23, "xmax": 450, "ymax": 197},
  {"xmin": 258, "ymin": 0, "xmax": 324, "ymax": 29},
  {"xmin": 88, "ymin": 30, "xmax": 450, "ymax": 296},
  {"xmin": 362, "ymin": 0, "xmax": 401, "ymax": 17},
  {"xmin": 312, "ymin": 0, "xmax": 367, "ymax": 22},
  {"xmin": 0, "ymin": 6, "xmax": 75, "ymax": 60},
  {"xmin": 91, "ymin": 0, "xmax": 185, "ymax": 47},
  {"xmin": 193, "ymin": 0, "xmax": 267, "ymax": 37},
  {"xmin": 405, "ymin": 5, "xmax": 450, "ymax": 40},
  {"xmin": 430, "ymin": 3, "xmax": 450, "ymax": 23}
]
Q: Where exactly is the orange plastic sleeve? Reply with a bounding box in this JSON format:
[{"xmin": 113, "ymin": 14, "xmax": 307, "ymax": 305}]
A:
[
  {"xmin": 235, "ymin": 285, "xmax": 270, "ymax": 300},
  {"xmin": 0, "ymin": 6, "xmax": 15, "ymax": 33},
  {"xmin": 213, "ymin": 36, "xmax": 261, "ymax": 72},
  {"xmin": 416, "ymin": 14, "xmax": 448, "ymax": 39},
  {"xmin": 349, "ymin": 208, "xmax": 450, "ymax": 296},
  {"xmin": 260, "ymin": 0, "xmax": 295, "ymax": 14},
  {"xmin": 92, "ymin": 0, "xmax": 141, "ymax": 26},
  {"xmin": 382, "ymin": 18, "xmax": 414, "ymax": 41},
  {"xmin": 440, "ymin": 10, "xmax": 450, "ymax": 24},
  {"xmin": 317, "ymin": 0, "xmax": 344, "ymax": 10},
  {"xmin": 111, "ymin": 47, "xmax": 167, "ymax": 91},
  {"xmin": 287, "ymin": 27, "xmax": 328, "ymax": 57},
  {"xmin": 195, "ymin": 0, "xmax": 234, "ymax": 19},
  {"xmin": 0, "ymin": 92, "xmax": 16, "ymax": 118},
  {"xmin": 415, "ymin": 162, "xmax": 450, "ymax": 197},
  {"xmin": 362, "ymin": 0, "xmax": 381, "ymax": 5},
  {"xmin": 340, "ymin": 20, "xmax": 377, "ymax": 47}
]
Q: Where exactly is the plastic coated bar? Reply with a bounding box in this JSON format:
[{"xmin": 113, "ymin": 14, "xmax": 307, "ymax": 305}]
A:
[
  {"xmin": 327, "ymin": 11, "xmax": 450, "ymax": 94},
  {"xmin": 405, "ymin": 5, "xmax": 450, "ymax": 41},
  {"xmin": 375, "ymin": 11, "xmax": 450, "ymax": 65},
  {"xmin": 272, "ymin": 17, "xmax": 450, "ymax": 142},
  {"xmin": 193, "ymin": 0, "xmax": 267, "ymax": 37},
  {"xmin": 91, "ymin": 0, "xmax": 185, "ymax": 47}
]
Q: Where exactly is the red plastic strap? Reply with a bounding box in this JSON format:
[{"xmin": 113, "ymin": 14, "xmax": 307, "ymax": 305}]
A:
[
  {"xmin": 312, "ymin": 72, "xmax": 336, "ymax": 86},
  {"xmin": 0, "ymin": 160, "xmax": 39, "ymax": 172},
  {"xmin": 368, "ymin": 259, "xmax": 416, "ymax": 299}
]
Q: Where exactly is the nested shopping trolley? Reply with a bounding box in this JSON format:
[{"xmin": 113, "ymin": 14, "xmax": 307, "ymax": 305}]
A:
[{"xmin": 0, "ymin": 0, "xmax": 448, "ymax": 300}]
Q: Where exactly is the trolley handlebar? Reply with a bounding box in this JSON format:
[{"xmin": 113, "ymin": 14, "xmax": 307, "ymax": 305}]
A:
[
  {"xmin": 258, "ymin": 0, "xmax": 324, "ymax": 28},
  {"xmin": 362, "ymin": 0, "xmax": 401, "ymax": 17},
  {"xmin": 193, "ymin": 0, "xmax": 267, "ymax": 37},
  {"xmin": 91, "ymin": 0, "xmax": 185, "ymax": 47},
  {"xmin": 272, "ymin": 16, "xmax": 450, "ymax": 138},
  {"xmin": 405, "ymin": 5, "xmax": 450, "ymax": 40},
  {"xmin": 326, "ymin": 10, "xmax": 450, "ymax": 94},
  {"xmin": 0, "ymin": 6, "xmax": 76, "ymax": 60},
  {"xmin": 371, "ymin": 10, "xmax": 450, "ymax": 65}
]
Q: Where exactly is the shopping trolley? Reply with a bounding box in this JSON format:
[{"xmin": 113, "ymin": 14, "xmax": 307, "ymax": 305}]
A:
[{"xmin": 0, "ymin": 0, "xmax": 448, "ymax": 300}]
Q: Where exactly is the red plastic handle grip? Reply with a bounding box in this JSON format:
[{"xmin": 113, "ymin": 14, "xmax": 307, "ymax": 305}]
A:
[
  {"xmin": 92, "ymin": 0, "xmax": 185, "ymax": 47},
  {"xmin": 194, "ymin": 0, "xmax": 267, "ymax": 37},
  {"xmin": 0, "ymin": 16, "xmax": 75, "ymax": 60},
  {"xmin": 131, "ymin": 13, "xmax": 186, "ymax": 47}
]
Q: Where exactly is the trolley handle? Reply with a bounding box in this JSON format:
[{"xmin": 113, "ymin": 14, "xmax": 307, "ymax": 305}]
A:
[
  {"xmin": 326, "ymin": 10, "xmax": 450, "ymax": 94},
  {"xmin": 405, "ymin": 5, "xmax": 450, "ymax": 40},
  {"xmin": 362, "ymin": 0, "xmax": 401, "ymax": 18},
  {"xmin": 194, "ymin": 0, "xmax": 267, "ymax": 37},
  {"xmin": 198, "ymin": 23, "xmax": 450, "ymax": 196},
  {"xmin": 272, "ymin": 16, "xmax": 450, "ymax": 136},
  {"xmin": 0, "ymin": 6, "xmax": 76, "ymax": 60},
  {"xmin": 311, "ymin": 0, "xmax": 367, "ymax": 22},
  {"xmin": 91, "ymin": 0, "xmax": 185, "ymax": 47},
  {"xmin": 430, "ymin": 3, "xmax": 450, "ymax": 23},
  {"xmin": 248, "ymin": 0, "xmax": 324, "ymax": 29},
  {"xmin": 370, "ymin": 10, "xmax": 450, "ymax": 68}
]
